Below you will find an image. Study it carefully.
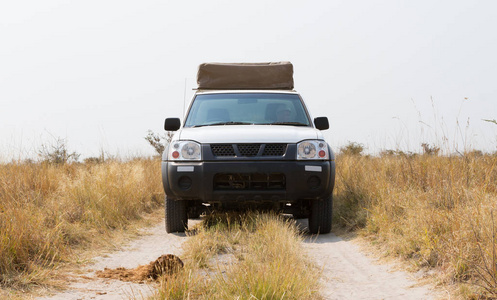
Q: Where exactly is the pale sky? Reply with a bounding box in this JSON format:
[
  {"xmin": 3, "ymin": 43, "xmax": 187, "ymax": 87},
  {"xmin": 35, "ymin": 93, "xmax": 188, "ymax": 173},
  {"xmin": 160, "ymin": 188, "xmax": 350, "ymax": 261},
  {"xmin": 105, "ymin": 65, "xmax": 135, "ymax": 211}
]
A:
[{"xmin": 1, "ymin": 0, "xmax": 496, "ymax": 160}]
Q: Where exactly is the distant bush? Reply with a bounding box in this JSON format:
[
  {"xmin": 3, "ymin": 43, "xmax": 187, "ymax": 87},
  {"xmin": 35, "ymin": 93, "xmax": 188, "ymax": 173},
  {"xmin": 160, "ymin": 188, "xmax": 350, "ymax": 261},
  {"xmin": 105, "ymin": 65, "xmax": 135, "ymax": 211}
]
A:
[
  {"xmin": 339, "ymin": 141, "xmax": 365, "ymax": 156},
  {"xmin": 421, "ymin": 143, "xmax": 440, "ymax": 156},
  {"xmin": 145, "ymin": 130, "xmax": 174, "ymax": 156},
  {"xmin": 38, "ymin": 137, "xmax": 80, "ymax": 164}
]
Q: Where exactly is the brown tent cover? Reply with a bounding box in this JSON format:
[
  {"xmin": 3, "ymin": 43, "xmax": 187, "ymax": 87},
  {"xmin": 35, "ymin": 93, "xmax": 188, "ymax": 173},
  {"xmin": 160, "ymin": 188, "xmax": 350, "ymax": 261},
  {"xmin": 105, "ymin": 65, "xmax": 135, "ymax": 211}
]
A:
[{"xmin": 197, "ymin": 62, "xmax": 294, "ymax": 90}]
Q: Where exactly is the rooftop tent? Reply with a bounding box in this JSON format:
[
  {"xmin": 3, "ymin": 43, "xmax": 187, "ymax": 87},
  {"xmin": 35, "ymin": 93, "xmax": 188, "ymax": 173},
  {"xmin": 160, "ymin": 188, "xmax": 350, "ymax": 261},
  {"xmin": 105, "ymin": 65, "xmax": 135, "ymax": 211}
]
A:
[{"xmin": 197, "ymin": 62, "xmax": 294, "ymax": 90}]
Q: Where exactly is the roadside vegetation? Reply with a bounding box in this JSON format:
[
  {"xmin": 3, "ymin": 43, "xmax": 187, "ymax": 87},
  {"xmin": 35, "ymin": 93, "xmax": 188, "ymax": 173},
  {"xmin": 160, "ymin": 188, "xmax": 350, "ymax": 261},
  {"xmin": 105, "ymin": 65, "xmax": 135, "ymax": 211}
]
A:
[
  {"xmin": 153, "ymin": 212, "xmax": 321, "ymax": 300},
  {"xmin": 0, "ymin": 148, "xmax": 163, "ymax": 292},
  {"xmin": 3, "ymin": 131, "xmax": 497, "ymax": 299},
  {"xmin": 334, "ymin": 143, "xmax": 497, "ymax": 298}
]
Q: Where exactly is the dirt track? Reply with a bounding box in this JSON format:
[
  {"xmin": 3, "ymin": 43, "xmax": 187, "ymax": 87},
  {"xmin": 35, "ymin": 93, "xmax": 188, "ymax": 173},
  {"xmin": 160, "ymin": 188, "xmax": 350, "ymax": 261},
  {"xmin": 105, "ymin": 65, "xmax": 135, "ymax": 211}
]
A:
[
  {"xmin": 298, "ymin": 219, "xmax": 441, "ymax": 299},
  {"xmin": 38, "ymin": 219, "xmax": 439, "ymax": 300}
]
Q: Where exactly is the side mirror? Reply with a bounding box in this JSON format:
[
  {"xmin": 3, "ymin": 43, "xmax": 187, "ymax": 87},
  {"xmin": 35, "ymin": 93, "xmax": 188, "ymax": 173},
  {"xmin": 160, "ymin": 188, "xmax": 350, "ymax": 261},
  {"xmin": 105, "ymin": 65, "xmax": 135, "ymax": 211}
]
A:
[
  {"xmin": 164, "ymin": 118, "xmax": 181, "ymax": 131},
  {"xmin": 314, "ymin": 117, "xmax": 329, "ymax": 130}
]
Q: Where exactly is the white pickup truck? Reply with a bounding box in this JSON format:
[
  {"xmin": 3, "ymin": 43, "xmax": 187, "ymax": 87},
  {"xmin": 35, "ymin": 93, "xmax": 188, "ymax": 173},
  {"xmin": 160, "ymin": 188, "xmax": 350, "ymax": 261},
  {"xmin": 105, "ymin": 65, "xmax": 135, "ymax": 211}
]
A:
[{"xmin": 162, "ymin": 62, "xmax": 335, "ymax": 234}]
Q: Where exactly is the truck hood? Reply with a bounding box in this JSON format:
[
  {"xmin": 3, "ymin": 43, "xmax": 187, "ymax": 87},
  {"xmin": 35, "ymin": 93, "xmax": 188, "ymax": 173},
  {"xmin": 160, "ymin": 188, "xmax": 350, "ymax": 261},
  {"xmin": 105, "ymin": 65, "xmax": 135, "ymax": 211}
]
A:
[{"xmin": 176, "ymin": 125, "xmax": 324, "ymax": 143}]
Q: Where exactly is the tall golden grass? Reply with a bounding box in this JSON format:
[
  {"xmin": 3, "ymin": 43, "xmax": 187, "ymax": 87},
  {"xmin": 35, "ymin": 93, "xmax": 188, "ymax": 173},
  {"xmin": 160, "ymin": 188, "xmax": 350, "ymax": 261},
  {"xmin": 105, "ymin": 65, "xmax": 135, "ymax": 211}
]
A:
[
  {"xmin": 3, "ymin": 141, "xmax": 497, "ymax": 299},
  {"xmin": 0, "ymin": 158, "xmax": 163, "ymax": 289},
  {"xmin": 334, "ymin": 152, "xmax": 497, "ymax": 298}
]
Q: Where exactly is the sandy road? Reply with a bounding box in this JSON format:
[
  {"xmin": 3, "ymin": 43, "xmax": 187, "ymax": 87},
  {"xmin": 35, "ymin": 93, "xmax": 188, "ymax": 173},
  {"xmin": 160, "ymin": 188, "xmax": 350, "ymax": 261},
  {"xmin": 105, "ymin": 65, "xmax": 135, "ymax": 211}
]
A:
[
  {"xmin": 38, "ymin": 218, "xmax": 439, "ymax": 300},
  {"xmin": 297, "ymin": 221, "xmax": 440, "ymax": 300}
]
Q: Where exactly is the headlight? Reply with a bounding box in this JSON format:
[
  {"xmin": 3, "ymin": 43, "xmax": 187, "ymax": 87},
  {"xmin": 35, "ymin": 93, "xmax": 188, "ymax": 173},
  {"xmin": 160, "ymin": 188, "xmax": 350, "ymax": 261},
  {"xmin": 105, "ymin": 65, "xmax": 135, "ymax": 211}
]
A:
[
  {"xmin": 297, "ymin": 140, "xmax": 329, "ymax": 160},
  {"xmin": 168, "ymin": 141, "xmax": 202, "ymax": 161}
]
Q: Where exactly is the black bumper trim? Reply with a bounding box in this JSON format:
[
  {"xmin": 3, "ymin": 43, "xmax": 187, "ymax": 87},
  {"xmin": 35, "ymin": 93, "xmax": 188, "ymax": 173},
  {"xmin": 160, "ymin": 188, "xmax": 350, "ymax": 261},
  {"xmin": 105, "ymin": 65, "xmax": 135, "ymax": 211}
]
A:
[{"xmin": 162, "ymin": 160, "xmax": 335, "ymax": 203}]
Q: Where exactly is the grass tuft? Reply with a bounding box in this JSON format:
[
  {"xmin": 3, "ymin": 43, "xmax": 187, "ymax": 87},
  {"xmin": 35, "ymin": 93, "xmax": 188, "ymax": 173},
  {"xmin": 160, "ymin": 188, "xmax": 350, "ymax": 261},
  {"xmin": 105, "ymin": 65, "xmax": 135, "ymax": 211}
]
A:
[{"xmin": 154, "ymin": 212, "xmax": 321, "ymax": 300}]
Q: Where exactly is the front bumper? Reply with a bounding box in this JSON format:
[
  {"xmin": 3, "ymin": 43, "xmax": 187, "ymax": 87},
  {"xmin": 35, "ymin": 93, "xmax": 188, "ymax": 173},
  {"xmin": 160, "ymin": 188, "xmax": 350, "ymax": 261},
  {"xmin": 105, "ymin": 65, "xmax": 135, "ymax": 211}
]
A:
[{"xmin": 162, "ymin": 160, "xmax": 335, "ymax": 203}]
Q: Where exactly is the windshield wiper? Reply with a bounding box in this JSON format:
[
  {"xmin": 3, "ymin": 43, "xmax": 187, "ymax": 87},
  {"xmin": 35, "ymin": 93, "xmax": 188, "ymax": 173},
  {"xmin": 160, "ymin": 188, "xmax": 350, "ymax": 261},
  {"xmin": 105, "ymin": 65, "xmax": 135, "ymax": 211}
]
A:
[
  {"xmin": 193, "ymin": 121, "xmax": 253, "ymax": 127},
  {"xmin": 259, "ymin": 122, "xmax": 309, "ymax": 126}
]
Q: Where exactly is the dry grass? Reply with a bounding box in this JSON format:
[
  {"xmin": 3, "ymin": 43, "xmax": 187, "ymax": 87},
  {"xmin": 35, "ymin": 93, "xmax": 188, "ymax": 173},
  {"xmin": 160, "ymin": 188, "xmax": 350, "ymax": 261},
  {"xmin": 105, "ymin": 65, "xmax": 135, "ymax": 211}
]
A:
[
  {"xmin": 153, "ymin": 213, "xmax": 321, "ymax": 300},
  {"xmin": 5, "ymin": 141, "xmax": 497, "ymax": 299},
  {"xmin": 334, "ymin": 152, "xmax": 497, "ymax": 298},
  {"xmin": 0, "ymin": 158, "xmax": 163, "ymax": 290}
]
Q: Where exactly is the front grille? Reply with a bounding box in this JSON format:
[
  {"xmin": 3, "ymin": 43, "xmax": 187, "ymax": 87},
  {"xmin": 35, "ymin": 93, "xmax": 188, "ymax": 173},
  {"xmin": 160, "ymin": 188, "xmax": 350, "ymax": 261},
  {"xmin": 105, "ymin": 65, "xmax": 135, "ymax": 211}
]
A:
[
  {"xmin": 210, "ymin": 143, "xmax": 287, "ymax": 157},
  {"xmin": 211, "ymin": 144, "xmax": 236, "ymax": 156},
  {"xmin": 214, "ymin": 173, "xmax": 286, "ymax": 190},
  {"xmin": 262, "ymin": 144, "xmax": 287, "ymax": 156},
  {"xmin": 238, "ymin": 144, "xmax": 261, "ymax": 156}
]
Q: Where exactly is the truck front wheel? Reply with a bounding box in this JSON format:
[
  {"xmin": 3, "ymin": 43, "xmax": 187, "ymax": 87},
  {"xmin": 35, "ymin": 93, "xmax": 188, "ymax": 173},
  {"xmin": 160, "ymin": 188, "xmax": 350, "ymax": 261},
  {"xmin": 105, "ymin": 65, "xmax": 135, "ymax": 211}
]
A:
[
  {"xmin": 308, "ymin": 196, "xmax": 332, "ymax": 234},
  {"xmin": 165, "ymin": 196, "xmax": 188, "ymax": 233}
]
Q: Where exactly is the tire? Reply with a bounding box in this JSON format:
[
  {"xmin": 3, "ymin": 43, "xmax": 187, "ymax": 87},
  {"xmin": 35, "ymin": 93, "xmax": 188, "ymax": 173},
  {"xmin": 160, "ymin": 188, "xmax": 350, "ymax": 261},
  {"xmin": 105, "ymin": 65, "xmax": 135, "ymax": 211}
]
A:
[
  {"xmin": 308, "ymin": 196, "xmax": 332, "ymax": 234},
  {"xmin": 165, "ymin": 196, "xmax": 188, "ymax": 233}
]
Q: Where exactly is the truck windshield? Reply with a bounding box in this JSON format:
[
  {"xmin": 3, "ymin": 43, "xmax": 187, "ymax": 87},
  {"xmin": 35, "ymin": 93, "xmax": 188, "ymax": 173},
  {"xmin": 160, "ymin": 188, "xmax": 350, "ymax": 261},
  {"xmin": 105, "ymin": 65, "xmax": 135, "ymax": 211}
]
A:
[{"xmin": 184, "ymin": 93, "xmax": 311, "ymax": 127}]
